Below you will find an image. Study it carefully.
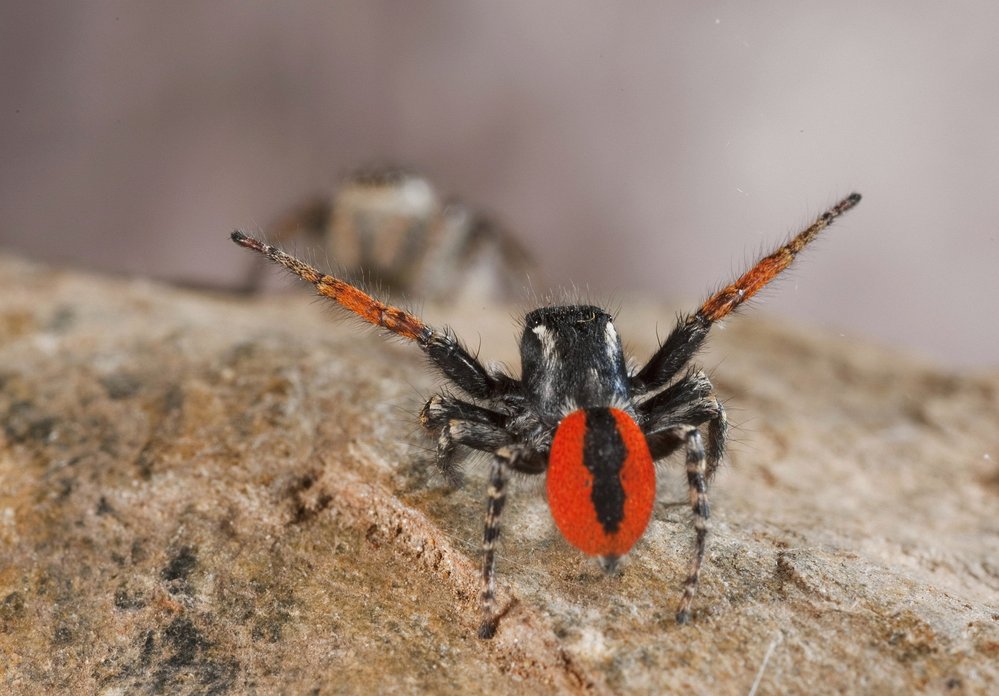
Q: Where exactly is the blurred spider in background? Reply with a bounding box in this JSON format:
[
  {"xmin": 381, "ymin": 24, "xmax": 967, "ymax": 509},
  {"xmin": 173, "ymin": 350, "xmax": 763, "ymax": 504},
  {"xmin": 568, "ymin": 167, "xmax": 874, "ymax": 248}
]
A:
[{"xmin": 242, "ymin": 166, "xmax": 534, "ymax": 302}]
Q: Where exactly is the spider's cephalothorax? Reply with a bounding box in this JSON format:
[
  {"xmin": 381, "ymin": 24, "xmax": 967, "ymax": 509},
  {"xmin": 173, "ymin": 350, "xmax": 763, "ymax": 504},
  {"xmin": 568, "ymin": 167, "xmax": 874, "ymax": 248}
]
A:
[{"xmin": 231, "ymin": 192, "xmax": 861, "ymax": 639}]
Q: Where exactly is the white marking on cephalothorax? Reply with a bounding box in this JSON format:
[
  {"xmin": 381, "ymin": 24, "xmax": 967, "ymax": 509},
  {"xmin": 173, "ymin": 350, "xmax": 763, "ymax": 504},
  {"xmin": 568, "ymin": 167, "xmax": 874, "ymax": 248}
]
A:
[
  {"xmin": 532, "ymin": 324, "xmax": 557, "ymax": 361},
  {"xmin": 604, "ymin": 320, "xmax": 620, "ymax": 358},
  {"xmin": 531, "ymin": 325, "xmax": 557, "ymax": 404}
]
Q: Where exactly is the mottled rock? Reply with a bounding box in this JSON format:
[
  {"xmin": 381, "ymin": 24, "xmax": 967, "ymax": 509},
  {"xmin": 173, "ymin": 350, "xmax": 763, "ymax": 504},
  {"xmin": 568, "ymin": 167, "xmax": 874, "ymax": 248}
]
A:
[{"xmin": 0, "ymin": 254, "xmax": 996, "ymax": 694}]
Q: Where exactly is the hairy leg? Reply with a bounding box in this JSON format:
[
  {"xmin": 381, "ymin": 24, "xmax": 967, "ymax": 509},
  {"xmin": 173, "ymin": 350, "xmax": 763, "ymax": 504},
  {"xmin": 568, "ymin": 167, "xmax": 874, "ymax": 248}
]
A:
[
  {"xmin": 420, "ymin": 393, "xmax": 511, "ymax": 486},
  {"xmin": 676, "ymin": 427, "xmax": 709, "ymax": 624},
  {"xmin": 232, "ymin": 232, "xmax": 517, "ymax": 399},
  {"xmin": 475, "ymin": 444, "xmax": 547, "ymax": 639},
  {"xmin": 632, "ymin": 193, "xmax": 861, "ymax": 393}
]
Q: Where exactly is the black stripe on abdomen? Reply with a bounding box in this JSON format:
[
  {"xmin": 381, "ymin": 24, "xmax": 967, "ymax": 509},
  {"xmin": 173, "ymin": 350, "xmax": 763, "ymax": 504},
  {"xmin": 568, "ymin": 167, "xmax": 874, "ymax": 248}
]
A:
[{"xmin": 582, "ymin": 407, "xmax": 627, "ymax": 535}]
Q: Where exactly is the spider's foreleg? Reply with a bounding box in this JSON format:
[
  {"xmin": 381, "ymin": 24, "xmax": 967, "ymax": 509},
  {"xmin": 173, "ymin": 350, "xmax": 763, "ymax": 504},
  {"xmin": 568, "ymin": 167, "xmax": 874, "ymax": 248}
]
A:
[
  {"xmin": 231, "ymin": 232, "xmax": 517, "ymax": 399},
  {"xmin": 631, "ymin": 314, "xmax": 712, "ymax": 394},
  {"xmin": 676, "ymin": 427, "xmax": 710, "ymax": 624}
]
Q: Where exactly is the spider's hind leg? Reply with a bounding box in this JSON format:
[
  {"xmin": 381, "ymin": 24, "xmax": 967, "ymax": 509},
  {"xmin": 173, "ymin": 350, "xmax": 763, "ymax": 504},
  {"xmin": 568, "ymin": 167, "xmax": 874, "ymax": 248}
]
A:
[
  {"xmin": 638, "ymin": 372, "xmax": 727, "ymax": 622},
  {"xmin": 476, "ymin": 444, "xmax": 546, "ymax": 639},
  {"xmin": 676, "ymin": 426, "xmax": 709, "ymax": 624}
]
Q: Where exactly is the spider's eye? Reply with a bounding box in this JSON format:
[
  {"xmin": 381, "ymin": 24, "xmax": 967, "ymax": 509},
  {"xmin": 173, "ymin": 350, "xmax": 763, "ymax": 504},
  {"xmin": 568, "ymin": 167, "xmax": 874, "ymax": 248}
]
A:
[{"xmin": 547, "ymin": 407, "xmax": 655, "ymax": 560}]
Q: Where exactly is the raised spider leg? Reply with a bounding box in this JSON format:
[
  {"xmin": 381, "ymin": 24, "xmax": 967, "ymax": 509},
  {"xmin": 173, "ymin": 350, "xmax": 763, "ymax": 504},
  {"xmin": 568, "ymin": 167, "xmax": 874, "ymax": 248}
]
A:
[
  {"xmin": 676, "ymin": 427, "xmax": 709, "ymax": 624},
  {"xmin": 241, "ymin": 198, "xmax": 332, "ymax": 294},
  {"xmin": 632, "ymin": 192, "xmax": 862, "ymax": 394},
  {"xmin": 231, "ymin": 232, "xmax": 516, "ymax": 400},
  {"xmin": 420, "ymin": 393, "xmax": 511, "ymax": 486}
]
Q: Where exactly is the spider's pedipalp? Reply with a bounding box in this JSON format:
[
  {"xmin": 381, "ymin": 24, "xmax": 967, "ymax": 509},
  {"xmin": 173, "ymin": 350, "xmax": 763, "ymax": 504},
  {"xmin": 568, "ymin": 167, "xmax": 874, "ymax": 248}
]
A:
[
  {"xmin": 421, "ymin": 394, "xmax": 512, "ymax": 486},
  {"xmin": 638, "ymin": 369, "xmax": 715, "ymax": 424}
]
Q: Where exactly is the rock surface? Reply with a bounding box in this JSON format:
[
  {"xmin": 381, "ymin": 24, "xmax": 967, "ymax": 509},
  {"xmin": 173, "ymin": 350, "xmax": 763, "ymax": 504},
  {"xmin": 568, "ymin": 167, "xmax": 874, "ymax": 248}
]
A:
[{"xmin": 0, "ymin": 254, "xmax": 996, "ymax": 694}]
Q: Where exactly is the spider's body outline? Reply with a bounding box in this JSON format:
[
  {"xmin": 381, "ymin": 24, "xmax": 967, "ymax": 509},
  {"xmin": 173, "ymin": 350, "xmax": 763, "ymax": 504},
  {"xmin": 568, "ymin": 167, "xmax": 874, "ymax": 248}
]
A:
[{"xmin": 231, "ymin": 191, "xmax": 861, "ymax": 639}]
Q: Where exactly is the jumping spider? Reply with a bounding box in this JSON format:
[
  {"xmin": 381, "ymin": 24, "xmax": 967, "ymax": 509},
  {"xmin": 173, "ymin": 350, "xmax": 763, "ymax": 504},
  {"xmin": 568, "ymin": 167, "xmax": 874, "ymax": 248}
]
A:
[
  {"xmin": 243, "ymin": 166, "xmax": 534, "ymax": 302},
  {"xmin": 231, "ymin": 192, "xmax": 861, "ymax": 638}
]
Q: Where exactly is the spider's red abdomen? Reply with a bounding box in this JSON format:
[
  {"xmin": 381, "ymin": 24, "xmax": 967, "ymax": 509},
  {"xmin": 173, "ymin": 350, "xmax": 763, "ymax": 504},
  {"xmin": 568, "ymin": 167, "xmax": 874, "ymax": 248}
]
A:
[{"xmin": 547, "ymin": 407, "xmax": 655, "ymax": 559}]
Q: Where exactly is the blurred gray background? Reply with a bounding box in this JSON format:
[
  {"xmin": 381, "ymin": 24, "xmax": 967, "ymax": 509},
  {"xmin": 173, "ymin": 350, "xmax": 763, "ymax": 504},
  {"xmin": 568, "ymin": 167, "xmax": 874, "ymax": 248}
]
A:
[{"xmin": 2, "ymin": 1, "xmax": 997, "ymax": 367}]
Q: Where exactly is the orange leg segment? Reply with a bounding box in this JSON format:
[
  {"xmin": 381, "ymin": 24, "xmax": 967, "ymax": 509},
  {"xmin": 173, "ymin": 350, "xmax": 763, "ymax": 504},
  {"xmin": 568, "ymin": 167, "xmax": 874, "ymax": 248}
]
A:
[
  {"xmin": 231, "ymin": 231, "xmax": 430, "ymax": 342},
  {"xmin": 698, "ymin": 193, "xmax": 861, "ymax": 322}
]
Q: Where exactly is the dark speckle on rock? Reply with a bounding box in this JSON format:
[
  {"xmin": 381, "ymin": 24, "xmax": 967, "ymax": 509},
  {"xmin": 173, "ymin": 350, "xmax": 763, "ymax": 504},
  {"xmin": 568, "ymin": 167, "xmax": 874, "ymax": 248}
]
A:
[
  {"xmin": 161, "ymin": 546, "xmax": 198, "ymax": 594},
  {"xmin": 163, "ymin": 384, "xmax": 184, "ymax": 413},
  {"xmin": 100, "ymin": 371, "xmax": 142, "ymax": 400},
  {"xmin": 130, "ymin": 539, "xmax": 147, "ymax": 563},
  {"xmin": 163, "ymin": 618, "xmax": 238, "ymax": 694},
  {"xmin": 163, "ymin": 616, "xmax": 208, "ymax": 668},
  {"xmin": 45, "ymin": 305, "xmax": 76, "ymax": 332},
  {"xmin": 3, "ymin": 400, "xmax": 58, "ymax": 444},
  {"xmin": 114, "ymin": 585, "xmax": 146, "ymax": 611},
  {"xmin": 1, "ymin": 591, "xmax": 26, "ymax": 627},
  {"xmin": 140, "ymin": 629, "xmax": 155, "ymax": 666},
  {"xmin": 53, "ymin": 623, "xmax": 73, "ymax": 645},
  {"xmin": 96, "ymin": 495, "xmax": 113, "ymax": 515}
]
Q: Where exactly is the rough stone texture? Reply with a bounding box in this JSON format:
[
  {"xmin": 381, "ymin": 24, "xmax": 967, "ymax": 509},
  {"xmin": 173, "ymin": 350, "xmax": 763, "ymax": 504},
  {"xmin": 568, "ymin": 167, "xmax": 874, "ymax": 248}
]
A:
[{"xmin": 0, "ymin": 253, "xmax": 996, "ymax": 695}]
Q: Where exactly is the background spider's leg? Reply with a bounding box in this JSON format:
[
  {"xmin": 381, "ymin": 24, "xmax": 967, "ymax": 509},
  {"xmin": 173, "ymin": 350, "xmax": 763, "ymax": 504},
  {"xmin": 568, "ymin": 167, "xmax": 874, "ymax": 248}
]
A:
[
  {"xmin": 268, "ymin": 196, "xmax": 332, "ymax": 246},
  {"xmin": 477, "ymin": 453, "xmax": 508, "ymax": 640},
  {"xmin": 632, "ymin": 193, "xmax": 861, "ymax": 393},
  {"xmin": 676, "ymin": 427, "xmax": 709, "ymax": 624},
  {"xmin": 231, "ymin": 232, "xmax": 517, "ymax": 399}
]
